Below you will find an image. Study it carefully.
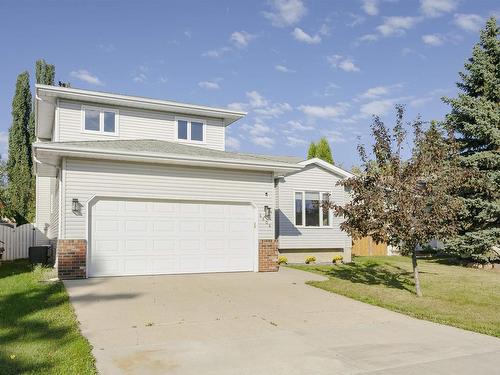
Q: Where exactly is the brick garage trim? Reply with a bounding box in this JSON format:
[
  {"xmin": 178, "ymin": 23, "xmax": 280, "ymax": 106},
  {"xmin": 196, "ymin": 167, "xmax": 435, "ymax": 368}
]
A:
[
  {"xmin": 259, "ymin": 239, "xmax": 279, "ymax": 272},
  {"xmin": 57, "ymin": 239, "xmax": 87, "ymax": 280}
]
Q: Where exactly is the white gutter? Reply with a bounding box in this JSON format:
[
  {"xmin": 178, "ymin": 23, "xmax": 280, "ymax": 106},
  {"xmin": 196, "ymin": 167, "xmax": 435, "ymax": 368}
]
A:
[
  {"xmin": 36, "ymin": 84, "xmax": 247, "ymax": 126},
  {"xmin": 33, "ymin": 143, "xmax": 302, "ymax": 173}
]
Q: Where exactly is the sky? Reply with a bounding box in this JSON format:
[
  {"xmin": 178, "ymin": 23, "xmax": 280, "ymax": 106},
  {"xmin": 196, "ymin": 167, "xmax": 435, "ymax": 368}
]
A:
[{"xmin": 0, "ymin": 0, "xmax": 498, "ymax": 169}]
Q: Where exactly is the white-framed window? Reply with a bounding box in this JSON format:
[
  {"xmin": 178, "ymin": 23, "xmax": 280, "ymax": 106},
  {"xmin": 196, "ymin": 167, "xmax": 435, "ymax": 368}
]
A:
[
  {"xmin": 175, "ymin": 117, "xmax": 206, "ymax": 143},
  {"xmin": 294, "ymin": 191, "xmax": 332, "ymax": 227},
  {"xmin": 82, "ymin": 105, "xmax": 119, "ymax": 135}
]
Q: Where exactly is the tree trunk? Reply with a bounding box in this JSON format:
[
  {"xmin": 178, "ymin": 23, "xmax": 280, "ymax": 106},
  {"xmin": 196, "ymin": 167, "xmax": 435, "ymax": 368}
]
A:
[{"xmin": 411, "ymin": 249, "xmax": 423, "ymax": 297}]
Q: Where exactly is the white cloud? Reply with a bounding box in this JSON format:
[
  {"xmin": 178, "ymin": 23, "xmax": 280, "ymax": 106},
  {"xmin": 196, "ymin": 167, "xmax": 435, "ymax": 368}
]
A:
[
  {"xmin": 288, "ymin": 120, "xmax": 314, "ymax": 131},
  {"xmin": 409, "ymin": 97, "xmax": 433, "ymax": 107},
  {"xmin": 327, "ymin": 55, "xmax": 360, "ymax": 72},
  {"xmin": 70, "ymin": 69, "xmax": 103, "ymax": 85},
  {"xmin": 376, "ymin": 16, "xmax": 421, "ymax": 36},
  {"xmin": 202, "ymin": 47, "xmax": 231, "ymax": 58},
  {"xmin": 230, "ymin": 31, "xmax": 256, "ymax": 48},
  {"xmin": 198, "ymin": 81, "xmax": 220, "ymax": 90},
  {"xmin": 275, "ymin": 64, "xmax": 295, "ymax": 73},
  {"xmin": 159, "ymin": 76, "xmax": 168, "ymax": 84},
  {"xmin": 360, "ymin": 98, "xmax": 398, "ymax": 117},
  {"xmin": 298, "ymin": 103, "xmax": 350, "ymax": 119},
  {"xmin": 420, "ymin": 0, "xmax": 458, "ymax": 17},
  {"xmin": 254, "ymin": 102, "xmax": 292, "ymax": 118},
  {"xmin": 324, "ymin": 130, "xmax": 347, "ymax": 143},
  {"xmin": 184, "ymin": 30, "xmax": 192, "ymax": 38},
  {"xmin": 422, "ymin": 34, "xmax": 444, "ymax": 46},
  {"xmin": 322, "ymin": 82, "xmax": 341, "ymax": 97},
  {"xmin": 252, "ymin": 136, "xmax": 275, "ymax": 148},
  {"xmin": 227, "ymin": 102, "xmax": 247, "ymax": 111},
  {"xmin": 454, "ymin": 13, "xmax": 484, "ymax": 32},
  {"xmin": 242, "ymin": 122, "xmax": 273, "ymax": 137},
  {"xmin": 319, "ymin": 23, "xmax": 331, "ymax": 36},
  {"xmin": 247, "ymin": 91, "xmax": 268, "ymax": 108},
  {"xmin": 225, "ymin": 136, "xmax": 241, "ymax": 150},
  {"xmin": 133, "ymin": 73, "xmax": 147, "ymax": 83},
  {"xmin": 347, "ymin": 13, "xmax": 366, "ymax": 27},
  {"xmin": 286, "ymin": 136, "xmax": 308, "ymax": 146},
  {"xmin": 292, "ymin": 27, "xmax": 322, "ymax": 44},
  {"xmin": 358, "ymin": 33, "xmax": 379, "ymax": 43},
  {"xmin": 263, "ymin": 0, "xmax": 307, "ymax": 27},
  {"xmin": 361, "ymin": 0, "xmax": 379, "ymax": 16},
  {"xmin": 401, "ymin": 47, "xmax": 427, "ymax": 60},
  {"xmin": 359, "ymin": 84, "xmax": 403, "ymax": 99}
]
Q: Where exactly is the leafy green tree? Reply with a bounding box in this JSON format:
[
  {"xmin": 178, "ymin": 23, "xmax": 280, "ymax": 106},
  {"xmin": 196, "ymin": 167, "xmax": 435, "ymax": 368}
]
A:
[
  {"xmin": 307, "ymin": 142, "xmax": 317, "ymax": 159},
  {"xmin": 316, "ymin": 137, "xmax": 334, "ymax": 164},
  {"xmin": 6, "ymin": 72, "xmax": 33, "ymax": 224},
  {"xmin": 332, "ymin": 106, "xmax": 463, "ymax": 296},
  {"xmin": 443, "ymin": 17, "xmax": 500, "ymax": 262},
  {"xmin": 307, "ymin": 137, "xmax": 334, "ymax": 164}
]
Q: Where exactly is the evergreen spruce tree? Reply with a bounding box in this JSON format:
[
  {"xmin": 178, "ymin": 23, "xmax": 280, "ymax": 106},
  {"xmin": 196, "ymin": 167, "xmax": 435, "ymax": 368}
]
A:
[
  {"xmin": 6, "ymin": 72, "xmax": 33, "ymax": 224},
  {"xmin": 443, "ymin": 17, "xmax": 500, "ymax": 262},
  {"xmin": 307, "ymin": 142, "xmax": 317, "ymax": 159},
  {"xmin": 315, "ymin": 137, "xmax": 334, "ymax": 164}
]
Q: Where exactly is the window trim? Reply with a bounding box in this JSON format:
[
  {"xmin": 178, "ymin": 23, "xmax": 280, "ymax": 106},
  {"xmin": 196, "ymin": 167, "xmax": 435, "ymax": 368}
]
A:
[
  {"xmin": 175, "ymin": 116, "xmax": 207, "ymax": 144},
  {"xmin": 293, "ymin": 190, "xmax": 333, "ymax": 228},
  {"xmin": 81, "ymin": 105, "xmax": 119, "ymax": 136}
]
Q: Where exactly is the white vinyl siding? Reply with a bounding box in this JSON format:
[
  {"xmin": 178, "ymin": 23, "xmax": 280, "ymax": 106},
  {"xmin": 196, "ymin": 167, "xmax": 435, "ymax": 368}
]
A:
[
  {"xmin": 56, "ymin": 100, "xmax": 225, "ymax": 150},
  {"xmin": 61, "ymin": 158, "xmax": 274, "ymax": 240},
  {"xmin": 276, "ymin": 164, "xmax": 351, "ymax": 249},
  {"xmin": 48, "ymin": 177, "xmax": 60, "ymax": 239},
  {"xmin": 35, "ymin": 176, "xmax": 51, "ymax": 230},
  {"xmin": 35, "ymin": 175, "xmax": 53, "ymax": 245}
]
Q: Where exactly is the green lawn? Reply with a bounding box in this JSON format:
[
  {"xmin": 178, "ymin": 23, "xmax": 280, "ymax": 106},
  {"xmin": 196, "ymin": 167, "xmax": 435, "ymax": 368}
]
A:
[
  {"xmin": 0, "ymin": 260, "xmax": 96, "ymax": 375},
  {"xmin": 290, "ymin": 256, "xmax": 500, "ymax": 337}
]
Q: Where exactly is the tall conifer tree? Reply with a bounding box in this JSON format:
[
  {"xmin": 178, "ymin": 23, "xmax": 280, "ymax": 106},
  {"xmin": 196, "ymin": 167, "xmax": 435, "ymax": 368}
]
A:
[
  {"xmin": 443, "ymin": 17, "xmax": 500, "ymax": 261},
  {"xmin": 7, "ymin": 72, "xmax": 33, "ymax": 224}
]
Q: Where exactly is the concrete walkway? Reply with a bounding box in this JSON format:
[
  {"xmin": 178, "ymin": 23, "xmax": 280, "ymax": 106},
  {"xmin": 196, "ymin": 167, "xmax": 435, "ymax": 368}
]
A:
[{"xmin": 65, "ymin": 267, "xmax": 500, "ymax": 374}]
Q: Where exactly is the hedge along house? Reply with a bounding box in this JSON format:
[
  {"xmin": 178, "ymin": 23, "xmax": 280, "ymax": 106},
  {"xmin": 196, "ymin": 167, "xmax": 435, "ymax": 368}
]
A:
[{"xmin": 33, "ymin": 85, "xmax": 353, "ymax": 279}]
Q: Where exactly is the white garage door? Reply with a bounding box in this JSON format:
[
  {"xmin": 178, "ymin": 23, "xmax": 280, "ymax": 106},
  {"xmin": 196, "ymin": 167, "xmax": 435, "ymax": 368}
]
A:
[{"xmin": 89, "ymin": 198, "xmax": 256, "ymax": 277}]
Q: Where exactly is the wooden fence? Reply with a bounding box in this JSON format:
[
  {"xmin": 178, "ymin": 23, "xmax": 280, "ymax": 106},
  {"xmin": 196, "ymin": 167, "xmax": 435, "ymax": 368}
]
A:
[
  {"xmin": 0, "ymin": 223, "xmax": 38, "ymax": 260},
  {"xmin": 352, "ymin": 236, "xmax": 388, "ymax": 256}
]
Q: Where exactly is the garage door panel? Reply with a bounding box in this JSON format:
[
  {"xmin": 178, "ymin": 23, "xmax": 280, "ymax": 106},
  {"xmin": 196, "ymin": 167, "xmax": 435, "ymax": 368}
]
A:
[
  {"xmin": 153, "ymin": 221, "xmax": 176, "ymax": 232},
  {"xmin": 91, "ymin": 257, "xmax": 120, "ymax": 275},
  {"xmin": 90, "ymin": 199, "xmax": 255, "ymax": 277},
  {"xmin": 94, "ymin": 240, "xmax": 121, "ymax": 252},
  {"xmin": 95, "ymin": 219, "xmax": 120, "ymax": 232},
  {"xmin": 179, "ymin": 220, "xmax": 201, "ymax": 233}
]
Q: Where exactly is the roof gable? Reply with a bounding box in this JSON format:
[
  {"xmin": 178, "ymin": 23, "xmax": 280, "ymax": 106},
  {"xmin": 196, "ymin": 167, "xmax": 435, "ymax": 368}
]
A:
[{"xmin": 298, "ymin": 158, "xmax": 354, "ymax": 179}]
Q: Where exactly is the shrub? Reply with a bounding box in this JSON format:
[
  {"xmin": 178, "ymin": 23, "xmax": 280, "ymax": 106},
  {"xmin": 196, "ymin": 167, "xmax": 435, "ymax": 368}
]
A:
[
  {"xmin": 305, "ymin": 256, "xmax": 316, "ymax": 264},
  {"xmin": 278, "ymin": 256, "xmax": 288, "ymax": 265},
  {"xmin": 332, "ymin": 255, "xmax": 343, "ymax": 263}
]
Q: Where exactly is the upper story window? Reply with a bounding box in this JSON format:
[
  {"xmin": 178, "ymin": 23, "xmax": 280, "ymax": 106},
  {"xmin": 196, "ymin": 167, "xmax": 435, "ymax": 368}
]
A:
[
  {"xmin": 176, "ymin": 118, "xmax": 205, "ymax": 143},
  {"xmin": 82, "ymin": 106, "xmax": 118, "ymax": 135},
  {"xmin": 294, "ymin": 191, "xmax": 332, "ymax": 227}
]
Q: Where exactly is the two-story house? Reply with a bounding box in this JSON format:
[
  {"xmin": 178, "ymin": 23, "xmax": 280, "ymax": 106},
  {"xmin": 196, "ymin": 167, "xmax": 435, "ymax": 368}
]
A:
[{"xmin": 33, "ymin": 84, "xmax": 353, "ymax": 279}]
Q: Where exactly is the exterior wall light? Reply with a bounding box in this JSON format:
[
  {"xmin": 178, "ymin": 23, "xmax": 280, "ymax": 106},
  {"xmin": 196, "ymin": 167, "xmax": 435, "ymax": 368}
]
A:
[
  {"xmin": 264, "ymin": 205, "xmax": 272, "ymax": 219},
  {"xmin": 72, "ymin": 198, "xmax": 80, "ymax": 213}
]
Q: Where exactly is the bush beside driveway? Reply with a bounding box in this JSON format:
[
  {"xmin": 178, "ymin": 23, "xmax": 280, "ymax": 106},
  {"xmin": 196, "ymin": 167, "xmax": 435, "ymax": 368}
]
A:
[
  {"xmin": 0, "ymin": 260, "xmax": 96, "ymax": 375},
  {"xmin": 290, "ymin": 256, "xmax": 500, "ymax": 337}
]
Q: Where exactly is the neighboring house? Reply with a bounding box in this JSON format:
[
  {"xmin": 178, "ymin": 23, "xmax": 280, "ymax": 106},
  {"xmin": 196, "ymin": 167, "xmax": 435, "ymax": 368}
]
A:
[{"xmin": 33, "ymin": 85, "xmax": 353, "ymax": 279}]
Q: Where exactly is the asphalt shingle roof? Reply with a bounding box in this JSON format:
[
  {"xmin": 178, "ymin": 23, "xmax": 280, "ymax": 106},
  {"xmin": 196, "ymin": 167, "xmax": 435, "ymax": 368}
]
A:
[{"xmin": 45, "ymin": 139, "xmax": 304, "ymax": 166}]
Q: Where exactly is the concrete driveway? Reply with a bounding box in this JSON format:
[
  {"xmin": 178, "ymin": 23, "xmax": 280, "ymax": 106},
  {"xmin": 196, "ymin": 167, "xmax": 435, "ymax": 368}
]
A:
[{"xmin": 65, "ymin": 267, "xmax": 500, "ymax": 375}]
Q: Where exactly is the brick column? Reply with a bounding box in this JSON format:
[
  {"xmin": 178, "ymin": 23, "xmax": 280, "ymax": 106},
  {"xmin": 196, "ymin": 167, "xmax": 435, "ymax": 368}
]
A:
[
  {"xmin": 259, "ymin": 239, "xmax": 279, "ymax": 272},
  {"xmin": 57, "ymin": 239, "xmax": 87, "ymax": 280}
]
